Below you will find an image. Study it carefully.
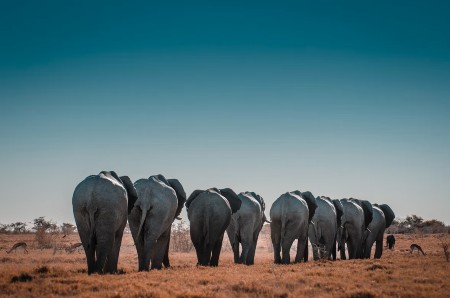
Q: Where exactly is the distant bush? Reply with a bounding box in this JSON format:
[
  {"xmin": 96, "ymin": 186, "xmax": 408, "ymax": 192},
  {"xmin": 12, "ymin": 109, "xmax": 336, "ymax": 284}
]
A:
[
  {"xmin": 387, "ymin": 215, "xmax": 449, "ymax": 234},
  {"xmin": 170, "ymin": 220, "xmax": 194, "ymax": 252}
]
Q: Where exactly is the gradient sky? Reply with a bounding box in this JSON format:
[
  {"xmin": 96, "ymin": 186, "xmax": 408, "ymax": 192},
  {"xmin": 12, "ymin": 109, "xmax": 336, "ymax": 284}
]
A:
[{"xmin": 1, "ymin": 1, "xmax": 449, "ymax": 225}]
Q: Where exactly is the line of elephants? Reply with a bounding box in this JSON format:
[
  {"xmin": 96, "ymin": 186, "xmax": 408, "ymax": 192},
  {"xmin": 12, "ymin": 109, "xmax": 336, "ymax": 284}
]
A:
[{"xmin": 72, "ymin": 171, "xmax": 395, "ymax": 274}]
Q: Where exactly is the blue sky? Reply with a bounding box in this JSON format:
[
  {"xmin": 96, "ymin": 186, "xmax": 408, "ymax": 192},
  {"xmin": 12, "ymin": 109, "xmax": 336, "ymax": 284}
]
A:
[{"xmin": 1, "ymin": 1, "xmax": 449, "ymax": 224}]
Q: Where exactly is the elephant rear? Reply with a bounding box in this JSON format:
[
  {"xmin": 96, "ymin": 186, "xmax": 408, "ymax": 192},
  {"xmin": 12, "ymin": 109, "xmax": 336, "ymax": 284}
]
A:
[
  {"xmin": 187, "ymin": 188, "xmax": 241, "ymax": 266},
  {"xmin": 270, "ymin": 192, "xmax": 310, "ymax": 264},
  {"xmin": 72, "ymin": 172, "xmax": 129, "ymax": 274}
]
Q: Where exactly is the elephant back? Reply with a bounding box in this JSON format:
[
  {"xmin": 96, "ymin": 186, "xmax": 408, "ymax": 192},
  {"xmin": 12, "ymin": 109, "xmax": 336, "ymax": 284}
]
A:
[{"xmin": 378, "ymin": 204, "xmax": 395, "ymax": 228}]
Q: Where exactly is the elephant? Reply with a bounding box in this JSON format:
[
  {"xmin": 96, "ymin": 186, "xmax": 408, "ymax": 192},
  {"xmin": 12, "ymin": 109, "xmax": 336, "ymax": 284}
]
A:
[
  {"xmin": 270, "ymin": 190, "xmax": 317, "ymax": 264},
  {"xmin": 72, "ymin": 171, "xmax": 137, "ymax": 274},
  {"xmin": 336, "ymin": 198, "xmax": 365, "ymax": 260},
  {"xmin": 363, "ymin": 203, "xmax": 395, "ymax": 258},
  {"xmin": 386, "ymin": 234, "xmax": 396, "ymax": 249},
  {"xmin": 226, "ymin": 191, "xmax": 269, "ymax": 265},
  {"xmin": 128, "ymin": 174, "xmax": 186, "ymax": 271},
  {"xmin": 308, "ymin": 196, "xmax": 338, "ymax": 260},
  {"xmin": 186, "ymin": 187, "xmax": 242, "ymax": 266}
]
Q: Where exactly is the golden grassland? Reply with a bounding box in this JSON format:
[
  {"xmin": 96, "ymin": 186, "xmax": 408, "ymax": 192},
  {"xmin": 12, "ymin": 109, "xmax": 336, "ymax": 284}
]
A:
[{"xmin": 0, "ymin": 230, "xmax": 449, "ymax": 298}]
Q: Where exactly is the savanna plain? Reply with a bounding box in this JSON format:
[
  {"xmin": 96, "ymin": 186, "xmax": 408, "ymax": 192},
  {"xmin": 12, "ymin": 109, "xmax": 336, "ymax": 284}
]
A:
[{"xmin": 0, "ymin": 228, "xmax": 449, "ymax": 298}]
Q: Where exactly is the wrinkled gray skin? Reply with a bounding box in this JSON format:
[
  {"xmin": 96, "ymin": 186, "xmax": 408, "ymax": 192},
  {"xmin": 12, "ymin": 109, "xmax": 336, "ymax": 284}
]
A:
[
  {"xmin": 308, "ymin": 196, "xmax": 337, "ymax": 260},
  {"xmin": 364, "ymin": 204, "xmax": 395, "ymax": 259},
  {"xmin": 270, "ymin": 191, "xmax": 317, "ymax": 264},
  {"xmin": 226, "ymin": 191, "xmax": 268, "ymax": 265},
  {"xmin": 72, "ymin": 171, "xmax": 137, "ymax": 274},
  {"xmin": 337, "ymin": 198, "xmax": 365, "ymax": 260},
  {"xmin": 128, "ymin": 175, "xmax": 186, "ymax": 271},
  {"xmin": 186, "ymin": 188, "xmax": 241, "ymax": 266}
]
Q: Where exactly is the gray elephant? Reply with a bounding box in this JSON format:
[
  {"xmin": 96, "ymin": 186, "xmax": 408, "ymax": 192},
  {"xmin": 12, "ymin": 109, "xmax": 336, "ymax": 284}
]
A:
[
  {"xmin": 226, "ymin": 191, "xmax": 269, "ymax": 265},
  {"xmin": 308, "ymin": 196, "xmax": 338, "ymax": 260},
  {"xmin": 186, "ymin": 188, "xmax": 241, "ymax": 266},
  {"xmin": 350, "ymin": 198, "xmax": 374, "ymax": 258},
  {"xmin": 336, "ymin": 198, "xmax": 365, "ymax": 260},
  {"xmin": 72, "ymin": 171, "xmax": 137, "ymax": 274},
  {"xmin": 128, "ymin": 174, "xmax": 186, "ymax": 271},
  {"xmin": 270, "ymin": 190, "xmax": 317, "ymax": 264},
  {"xmin": 363, "ymin": 203, "xmax": 395, "ymax": 258}
]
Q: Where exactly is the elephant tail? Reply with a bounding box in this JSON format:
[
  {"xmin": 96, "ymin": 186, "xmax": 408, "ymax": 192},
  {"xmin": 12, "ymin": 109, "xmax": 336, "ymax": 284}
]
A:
[{"xmin": 135, "ymin": 207, "xmax": 148, "ymax": 243}]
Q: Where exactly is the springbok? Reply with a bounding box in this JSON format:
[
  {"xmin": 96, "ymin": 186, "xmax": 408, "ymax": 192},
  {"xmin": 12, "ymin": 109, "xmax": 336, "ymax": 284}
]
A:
[
  {"xmin": 65, "ymin": 242, "xmax": 83, "ymax": 254},
  {"xmin": 410, "ymin": 244, "xmax": 426, "ymax": 256},
  {"xmin": 6, "ymin": 242, "xmax": 28, "ymax": 254}
]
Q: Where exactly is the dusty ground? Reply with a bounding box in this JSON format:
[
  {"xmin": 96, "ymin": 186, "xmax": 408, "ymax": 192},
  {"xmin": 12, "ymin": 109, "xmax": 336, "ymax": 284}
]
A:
[{"xmin": 0, "ymin": 230, "xmax": 449, "ymax": 298}]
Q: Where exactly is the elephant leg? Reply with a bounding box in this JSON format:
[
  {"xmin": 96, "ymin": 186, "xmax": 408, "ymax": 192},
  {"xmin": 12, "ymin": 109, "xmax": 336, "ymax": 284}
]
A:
[
  {"xmin": 141, "ymin": 235, "xmax": 157, "ymax": 271},
  {"xmin": 331, "ymin": 239, "xmax": 337, "ymax": 261},
  {"xmin": 239, "ymin": 235, "xmax": 252, "ymax": 265},
  {"xmin": 163, "ymin": 229, "xmax": 171, "ymax": 268},
  {"xmin": 247, "ymin": 230, "xmax": 261, "ymax": 265},
  {"xmin": 271, "ymin": 221, "xmax": 282, "ymax": 264},
  {"xmin": 340, "ymin": 242, "xmax": 347, "ymax": 260},
  {"xmin": 83, "ymin": 241, "xmax": 96, "ymax": 275},
  {"xmin": 281, "ymin": 236, "xmax": 295, "ymax": 264},
  {"xmin": 303, "ymin": 238, "xmax": 309, "ymax": 262},
  {"xmin": 95, "ymin": 231, "xmax": 115, "ymax": 274},
  {"xmin": 232, "ymin": 241, "xmax": 241, "ymax": 264},
  {"xmin": 105, "ymin": 227, "xmax": 124, "ymax": 273},
  {"xmin": 295, "ymin": 235, "xmax": 308, "ymax": 263},
  {"xmin": 374, "ymin": 233, "xmax": 384, "ymax": 259},
  {"xmin": 210, "ymin": 234, "xmax": 224, "ymax": 267},
  {"xmin": 151, "ymin": 229, "xmax": 171, "ymax": 270},
  {"xmin": 308, "ymin": 224, "xmax": 319, "ymax": 261}
]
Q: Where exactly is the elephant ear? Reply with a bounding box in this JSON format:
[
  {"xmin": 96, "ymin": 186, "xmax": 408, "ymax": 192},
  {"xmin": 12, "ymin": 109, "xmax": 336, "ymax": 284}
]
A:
[
  {"xmin": 167, "ymin": 179, "xmax": 187, "ymax": 218},
  {"xmin": 301, "ymin": 191, "xmax": 318, "ymax": 223},
  {"xmin": 352, "ymin": 199, "xmax": 373, "ymax": 229},
  {"xmin": 247, "ymin": 191, "xmax": 266, "ymax": 211},
  {"xmin": 119, "ymin": 176, "xmax": 139, "ymax": 214},
  {"xmin": 378, "ymin": 204, "xmax": 395, "ymax": 228},
  {"xmin": 332, "ymin": 199, "xmax": 344, "ymax": 226},
  {"xmin": 185, "ymin": 190, "xmax": 204, "ymax": 210},
  {"xmin": 219, "ymin": 188, "xmax": 242, "ymax": 213},
  {"xmin": 150, "ymin": 174, "xmax": 170, "ymax": 186}
]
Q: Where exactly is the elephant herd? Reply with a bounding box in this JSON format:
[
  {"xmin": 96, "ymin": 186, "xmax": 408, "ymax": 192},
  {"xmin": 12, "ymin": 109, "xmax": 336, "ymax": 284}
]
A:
[{"xmin": 72, "ymin": 171, "xmax": 395, "ymax": 274}]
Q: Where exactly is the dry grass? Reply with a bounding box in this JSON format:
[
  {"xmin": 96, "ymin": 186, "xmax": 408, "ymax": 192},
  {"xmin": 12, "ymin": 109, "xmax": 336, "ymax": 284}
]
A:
[{"xmin": 0, "ymin": 231, "xmax": 449, "ymax": 297}]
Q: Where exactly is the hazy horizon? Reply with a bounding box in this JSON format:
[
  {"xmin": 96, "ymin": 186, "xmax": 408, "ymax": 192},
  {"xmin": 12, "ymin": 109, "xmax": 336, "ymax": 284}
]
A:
[{"xmin": 1, "ymin": 1, "xmax": 450, "ymax": 225}]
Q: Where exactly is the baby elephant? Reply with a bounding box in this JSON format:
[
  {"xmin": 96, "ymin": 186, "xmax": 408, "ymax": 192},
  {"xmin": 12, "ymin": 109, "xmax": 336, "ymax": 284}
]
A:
[{"xmin": 386, "ymin": 235, "xmax": 395, "ymax": 249}]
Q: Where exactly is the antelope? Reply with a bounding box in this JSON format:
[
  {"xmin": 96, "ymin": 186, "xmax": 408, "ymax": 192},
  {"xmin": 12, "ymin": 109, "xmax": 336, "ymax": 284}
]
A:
[
  {"xmin": 410, "ymin": 244, "xmax": 426, "ymax": 256},
  {"xmin": 65, "ymin": 242, "xmax": 83, "ymax": 253},
  {"xmin": 6, "ymin": 242, "xmax": 28, "ymax": 254}
]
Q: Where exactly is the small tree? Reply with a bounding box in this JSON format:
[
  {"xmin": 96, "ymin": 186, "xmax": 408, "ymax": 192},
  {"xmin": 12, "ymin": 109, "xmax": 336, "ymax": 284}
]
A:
[
  {"xmin": 10, "ymin": 222, "xmax": 27, "ymax": 233},
  {"xmin": 61, "ymin": 223, "xmax": 76, "ymax": 236},
  {"xmin": 0, "ymin": 223, "xmax": 10, "ymax": 234},
  {"xmin": 33, "ymin": 217, "xmax": 58, "ymax": 249}
]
